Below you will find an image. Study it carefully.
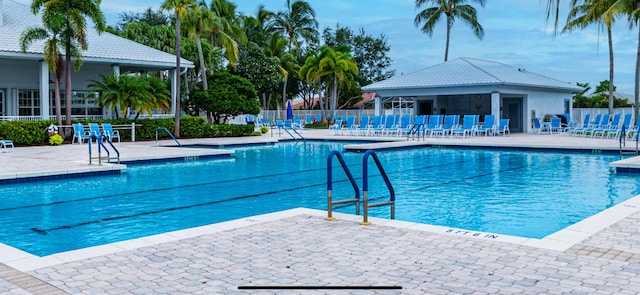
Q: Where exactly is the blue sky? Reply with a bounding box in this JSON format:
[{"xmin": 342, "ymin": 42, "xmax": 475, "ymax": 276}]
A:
[{"xmin": 17, "ymin": 0, "xmax": 639, "ymax": 93}]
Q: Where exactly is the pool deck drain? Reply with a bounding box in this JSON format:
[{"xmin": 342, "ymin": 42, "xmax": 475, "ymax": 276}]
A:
[{"xmin": 2, "ymin": 131, "xmax": 640, "ymax": 294}]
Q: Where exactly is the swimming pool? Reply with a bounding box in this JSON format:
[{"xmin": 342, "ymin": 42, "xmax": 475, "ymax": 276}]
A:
[{"xmin": 0, "ymin": 141, "xmax": 638, "ymax": 256}]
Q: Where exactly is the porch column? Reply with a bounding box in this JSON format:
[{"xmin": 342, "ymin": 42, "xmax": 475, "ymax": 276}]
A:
[
  {"xmin": 170, "ymin": 68, "xmax": 177, "ymax": 116},
  {"xmin": 39, "ymin": 61, "xmax": 50, "ymax": 120},
  {"xmin": 374, "ymin": 96, "xmax": 382, "ymax": 116},
  {"xmin": 107, "ymin": 64, "xmax": 120, "ymax": 119},
  {"xmin": 491, "ymin": 91, "xmax": 500, "ymax": 118}
]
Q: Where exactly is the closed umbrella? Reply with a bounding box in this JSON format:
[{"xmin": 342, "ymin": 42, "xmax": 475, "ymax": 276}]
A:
[{"xmin": 286, "ymin": 100, "xmax": 293, "ymax": 120}]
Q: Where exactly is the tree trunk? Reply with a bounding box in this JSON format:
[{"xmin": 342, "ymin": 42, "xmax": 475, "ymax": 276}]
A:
[
  {"xmin": 607, "ymin": 27, "xmax": 614, "ymax": 115},
  {"xmin": 282, "ymin": 74, "xmax": 289, "ymax": 120},
  {"xmin": 65, "ymin": 54, "xmax": 72, "ymax": 126},
  {"xmin": 174, "ymin": 16, "xmax": 182, "ymax": 138},
  {"xmin": 329, "ymin": 77, "xmax": 337, "ymax": 121},
  {"xmin": 635, "ymin": 2, "xmax": 640, "ymax": 124},
  {"xmin": 54, "ymin": 77, "xmax": 62, "ymax": 127},
  {"xmin": 445, "ymin": 14, "xmax": 452, "ymax": 62},
  {"xmin": 196, "ymin": 29, "xmax": 208, "ymax": 91}
]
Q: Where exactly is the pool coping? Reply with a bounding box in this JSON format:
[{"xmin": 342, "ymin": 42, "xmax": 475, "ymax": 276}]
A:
[{"xmin": 3, "ymin": 190, "xmax": 639, "ymax": 273}]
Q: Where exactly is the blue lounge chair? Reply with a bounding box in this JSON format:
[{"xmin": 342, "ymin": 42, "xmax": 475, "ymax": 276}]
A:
[
  {"xmin": 342, "ymin": 116, "xmax": 356, "ymax": 135},
  {"xmin": 72, "ymin": 123, "xmax": 92, "ymax": 144},
  {"xmin": 315, "ymin": 115, "xmax": 322, "ymax": 123},
  {"xmin": 424, "ymin": 115, "xmax": 442, "ymax": 137},
  {"xmin": 549, "ymin": 117, "xmax": 563, "ymax": 134},
  {"xmin": 570, "ymin": 114, "xmax": 591, "ymax": 136},
  {"xmin": 599, "ymin": 113, "xmax": 621, "ymax": 138},
  {"xmin": 355, "ymin": 115, "xmax": 370, "ymax": 136},
  {"xmin": 88, "ymin": 123, "xmax": 103, "ymax": 143},
  {"xmin": 329, "ymin": 119, "xmax": 343, "ymax": 135},
  {"xmin": 589, "ymin": 114, "xmax": 610, "ymax": 138},
  {"xmin": 578, "ymin": 113, "xmax": 602, "ymax": 137},
  {"xmin": 305, "ymin": 115, "xmax": 313, "ymax": 125},
  {"xmin": 531, "ymin": 118, "xmax": 544, "ymax": 134},
  {"xmin": 370, "ymin": 115, "xmax": 385, "ymax": 136},
  {"xmin": 431, "ymin": 115, "xmax": 456, "ymax": 137},
  {"xmin": 496, "ymin": 119, "xmax": 510, "ymax": 136},
  {"xmin": 382, "ymin": 115, "xmax": 398, "ymax": 136},
  {"xmin": 608, "ymin": 114, "xmax": 632, "ymax": 139},
  {"xmin": 397, "ymin": 115, "xmax": 413, "ymax": 137},
  {"xmin": 101, "ymin": 123, "xmax": 121, "ymax": 142},
  {"xmin": 475, "ymin": 115, "xmax": 495, "ymax": 136},
  {"xmin": 451, "ymin": 115, "xmax": 477, "ymax": 138}
]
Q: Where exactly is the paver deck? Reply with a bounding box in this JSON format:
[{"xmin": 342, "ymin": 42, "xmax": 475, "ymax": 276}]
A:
[{"xmin": 1, "ymin": 130, "xmax": 640, "ymax": 294}]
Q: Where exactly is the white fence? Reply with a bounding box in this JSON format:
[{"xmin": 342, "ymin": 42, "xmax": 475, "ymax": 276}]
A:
[{"xmin": 572, "ymin": 108, "xmax": 635, "ymax": 123}]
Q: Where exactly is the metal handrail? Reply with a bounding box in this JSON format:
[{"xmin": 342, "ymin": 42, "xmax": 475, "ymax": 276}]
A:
[
  {"xmin": 361, "ymin": 150, "xmax": 395, "ymax": 225},
  {"xmin": 88, "ymin": 135, "xmax": 120, "ymax": 165},
  {"xmin": 325, "ymin": 150, "xmax": 360, "ymax": 221},
  {"xmin": 156, "ymin": 127, "xmax": 182, "ymax": 147},
  {"xmin": 407, "ymin": 123, "xmax": 424, "ymax": 140}
]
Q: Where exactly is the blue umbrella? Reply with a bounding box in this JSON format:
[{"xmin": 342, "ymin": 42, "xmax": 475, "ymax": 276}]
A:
[{"xmin": 286, "ymin": 100, "xmax": 293, "ymax": 120}]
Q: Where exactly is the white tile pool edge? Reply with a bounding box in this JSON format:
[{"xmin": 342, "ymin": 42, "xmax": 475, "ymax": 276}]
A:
[{"xmin": 2, "ymin": 193, "xmax": 640, "ymax": 272}]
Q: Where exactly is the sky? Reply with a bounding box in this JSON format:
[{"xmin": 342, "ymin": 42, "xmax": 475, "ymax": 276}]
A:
[{"xmin": 16, "ymin": 0, "xmax": 639, "ymax": 94}]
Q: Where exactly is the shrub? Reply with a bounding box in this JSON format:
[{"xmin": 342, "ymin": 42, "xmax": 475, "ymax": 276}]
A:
[
  {"xmin": 251, "ymin": 131, "xmax": 262, "ymax": 136},
  {"xmin": 49, "ymin": 134, "xmax": 63, "ymax": 145},
  {"xmin": 260, "ymin": 126, "xmax": 269, "ymax": 134}
]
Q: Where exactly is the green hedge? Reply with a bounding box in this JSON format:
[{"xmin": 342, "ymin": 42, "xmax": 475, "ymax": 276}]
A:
[{"xmin": 0, "ymin": 116, "xmax": 255, "ymax": 146}]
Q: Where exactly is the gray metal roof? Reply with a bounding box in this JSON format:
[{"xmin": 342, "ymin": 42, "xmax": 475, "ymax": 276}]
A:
[
  {"xmin": 0, "ymin": 0, "xmax": 193, "ymax": 69},
  {"xmin": 362, "ymin": 57, "xmax": 581, "ymax": 93}
]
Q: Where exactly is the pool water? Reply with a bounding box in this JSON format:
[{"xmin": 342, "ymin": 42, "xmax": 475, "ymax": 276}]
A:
[{"xmin": 1, "ymin": 141, "xmax": 638, "ymax": 256}]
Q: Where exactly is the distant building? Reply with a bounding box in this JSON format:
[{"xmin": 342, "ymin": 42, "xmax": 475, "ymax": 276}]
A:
[
  {"xmin": 0, "ymin": 0, "xmax": 193, "ymax": 121},
  {"xmin": 362, "ymin": 57, "xmax": 581, "ymax": 132}
]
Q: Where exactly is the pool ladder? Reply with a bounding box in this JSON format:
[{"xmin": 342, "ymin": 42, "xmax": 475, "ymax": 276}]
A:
[
  {"xmin": 619, "ymin": 125, "xmax": 639, "ymax": 156},
  {"xmin": 88, "ymin": 135, "xmax": 120, "ymax": 165},
  {"xmin": 156, "ymin": 127, "xmax": 183, "ymax": 147},
  {"xmin": 325, "ymin": 150, "xmax": 395, "ymax": 225}
]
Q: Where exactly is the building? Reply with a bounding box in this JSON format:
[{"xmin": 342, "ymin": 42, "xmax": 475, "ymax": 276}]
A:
[
  {"xmin": 362, "ymin": 57, "xmax": 581, "ymax": 132},
  {"xmin": 0, "ymin": 0, "xmax": 193, "ymax": 121}
]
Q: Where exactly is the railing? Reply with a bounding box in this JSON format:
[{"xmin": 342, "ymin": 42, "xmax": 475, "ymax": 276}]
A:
[
  {"xmin": 620, "ymin": 125, "xmax": 640, "ymax": 156},
  {"xmin": 155, "ymin": 127, "xmax": 182, "ymax": 147},
  {"xmin": 325, "ymin": 150, "xmax": 361, "ymax": 221},
  {"xmin": 88, "ymin": 135, "xmax": 120, "ymax": 165},
  {"xmin": 360, "ymin": 150, "xmax": 395, "ymax": 225},
  {"xmin": 407, "ymin": 123, "xmax": 424, "ymax": 141}
]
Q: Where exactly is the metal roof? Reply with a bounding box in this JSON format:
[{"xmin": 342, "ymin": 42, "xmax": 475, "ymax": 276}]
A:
[
  {"xmin": 362, "ymin": 57, "xmax": 581, "ymax": 93},
  {"xmin": 0, "ymin": 0, "xmax": 193, "ymax": 69}
]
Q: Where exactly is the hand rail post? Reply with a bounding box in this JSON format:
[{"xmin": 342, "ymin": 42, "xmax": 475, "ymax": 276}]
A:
[
  {"xmin": 361, "ymin": 150, "xmax": 395, "ymax": 225},
  {"xmin": 88, "ymin": 138, "xmax": 92, "ymax": 165},
  {"xmin": 131, "ymin": 122, "xmax": 136, "ymax": 142},
  {"xmin": 326, "ymin": 150, "xmax": 360, "ymax": 221}
]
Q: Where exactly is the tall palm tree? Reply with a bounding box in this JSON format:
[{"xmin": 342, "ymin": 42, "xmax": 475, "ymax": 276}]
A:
[
  {"xmin": 300, "ymin": 46, "xmax": 358, "ymax": 121},
  {"xmin": 208, "ymin": 0, "xmax": 246, "ymax": 68},
  {"xmin": 268, "ymin": 33, "xmax": 299, "ymax": 116},
  {"xmin": 184, "ymin": 2, "xmax": 214, "ymax": 91},
  {"xmin": 564, "ymin": 0, "xmax": 617, "ymax": 114},
  {"xmin": 20, "ymin": 10, "xmax": 66, "ymax": 127},
  {"xmin": 31, "ymin": 0, "xmax": 105, "ymax": 127},
  {"xmin": 162, "ymin": 0, "xmax": 195, "ymax": 137},
  {"xmin": 414, "ymin": 0, "xmax": 486, "ymax": 61},
  {"xmin": 267, "ymin": 0, "xmax": 319, "ymax": 53}
]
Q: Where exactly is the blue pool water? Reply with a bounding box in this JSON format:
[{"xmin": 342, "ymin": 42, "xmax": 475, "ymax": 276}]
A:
[{"xmin": 1, "ymin": 141, "xmax": 639, "ymax": 256}]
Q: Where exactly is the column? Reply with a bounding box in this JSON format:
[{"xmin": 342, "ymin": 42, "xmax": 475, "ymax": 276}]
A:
[
  {"xmin": 170, "ymin": 68, "xmax": 177, "ymax": 116},
  {"xmin": 374, "ymin": 96, "xmax": 382, "ymax": 116},
  {"xmin": 39, "ymin": 61, "xmax": 50, "ymax": 120},
  {"xmin": 107, "ymin": 64, "xmax": 120, "ymax": 119},
  {"xmin": 491, "ymin": 91, "xmax": 500, "ymax": 118}
]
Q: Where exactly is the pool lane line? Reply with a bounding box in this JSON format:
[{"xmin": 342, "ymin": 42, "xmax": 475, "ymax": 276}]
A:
[
  {"xmin": 27, "ymin": 155, "xmax": 483, "ymax": 234},
  {"xmin": 0, "ymin": 150, "xmax": 464, "ymax": 213}
]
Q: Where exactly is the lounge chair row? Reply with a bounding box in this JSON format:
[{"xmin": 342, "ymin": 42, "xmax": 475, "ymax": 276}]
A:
[
  {"xmin": 72, "ymin": 123, "xmax": 121, "ymax": 144},
  {"xmin": 329, "ymin": 114, "xmax": 510, "ymax": 138},
  {"xmin": 561, "ymin": 113, "xmax": 637, "ymax": 139}
]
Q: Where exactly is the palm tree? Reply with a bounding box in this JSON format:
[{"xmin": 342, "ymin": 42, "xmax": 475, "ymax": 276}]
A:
[
  {"xmin": 414, "ymin": 0, "xmax": 486, "ymax": 61},
  {"xmin": 31, "ymin": 0, "xmax": 106, "ymax": 127},
  {"xmin": 162, "ymin": 0, "xmax": 195, "ymax": 138},
  {"xmin": 268, "ymin": 33, "xmax": 299, "ymax": 116},
  {"xmin": 267, "ymin": 0, "xmax": 319, "ymax": 53},
  {"xmin": 208, "ymin": 0, "xmax": 247, "ymax": 68},
  {"xmin": 19, "ymin": 10, "xmax": 66, "ymax": 127},
  {"xmin": 563, "ymin": 0, "xmax": 617, "ymax": 114},
  {"xmin": 300, "ymin": 46, "xmax": 358, "ymax": 121},
  {"xmin": 184, "ymin": 2, "xmax": 214, "ymax": 91}
]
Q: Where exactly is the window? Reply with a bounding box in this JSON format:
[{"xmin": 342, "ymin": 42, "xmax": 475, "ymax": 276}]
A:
[
  {"xmin": 50, "ymin": 91, "xmax": 102, "ymax": 117},
  {"xmin": 18, "ymin": 90, "xmax": 40, "ymax": 116}
]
